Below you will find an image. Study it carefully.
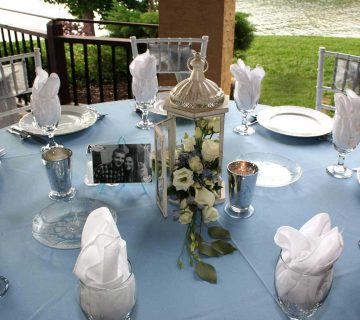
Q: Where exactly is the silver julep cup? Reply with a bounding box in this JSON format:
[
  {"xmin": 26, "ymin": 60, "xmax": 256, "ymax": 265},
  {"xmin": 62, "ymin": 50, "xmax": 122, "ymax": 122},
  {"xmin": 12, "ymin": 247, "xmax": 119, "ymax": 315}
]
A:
[
  {"xmin": 225, "ymin": 160, "xmax": 258, "ymax": 218},
  {"xmin": 42, "ymin": 147, "xmax": 76, "ymax": 201}
]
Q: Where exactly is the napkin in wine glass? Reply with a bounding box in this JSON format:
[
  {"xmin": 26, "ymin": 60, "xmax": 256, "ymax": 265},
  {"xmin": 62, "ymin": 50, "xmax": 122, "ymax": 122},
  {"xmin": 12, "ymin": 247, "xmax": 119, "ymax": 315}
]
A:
[
  {"xmin": 274, "ymin": 213, "xmax": 343, "ymax": 307},
  {"xmin": 73, "ymin": 207, "xmax": 129, "ymax": 288},
  {"xmin": 230, "ymin": 58, "xmax": 265, "ymax": 109},
  {"xmin": 31, "ymin": 68, "xmax": 61, "ymax": 127},
  {"xmin": 74, "ymin": 207, "xmax": 135, "ymax": 319},
  {"xmin": 129, "ymin": 49, "xmax": 158, "ymax": 102},
  {"xmin": 332, "ymin": 89, "xmax": 360, "ymax": 150}
]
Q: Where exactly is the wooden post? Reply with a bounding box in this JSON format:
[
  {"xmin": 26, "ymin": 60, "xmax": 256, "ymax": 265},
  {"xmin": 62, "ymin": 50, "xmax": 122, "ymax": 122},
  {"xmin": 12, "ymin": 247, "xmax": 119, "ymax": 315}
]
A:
[
  {"xmin": 158, "ymin": 0, "xmax": 235, "ymax": 95},
  {"xmin": 46, "ymin": 20, "xmax": 71, "ymax": 104}
]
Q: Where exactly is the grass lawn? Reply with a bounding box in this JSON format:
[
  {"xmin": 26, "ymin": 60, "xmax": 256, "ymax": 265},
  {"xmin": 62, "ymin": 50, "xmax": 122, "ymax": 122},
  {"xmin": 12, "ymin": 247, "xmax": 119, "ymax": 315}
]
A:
[{"xmin": 236, "ymin": 36, "xmax": 360, "ymax": 108}]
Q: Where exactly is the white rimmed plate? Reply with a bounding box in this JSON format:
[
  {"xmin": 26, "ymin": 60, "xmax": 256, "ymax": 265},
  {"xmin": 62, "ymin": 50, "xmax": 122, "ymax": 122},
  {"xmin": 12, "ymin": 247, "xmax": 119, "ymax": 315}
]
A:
[
  {"xmin": 19, "ymin": 105, "xmax": 98, "ymax": 136},
  {"xmin": 237, "ymin": 152, "xmax": 302, "ymax": 187},
  {"xmin": 257, "ymin": 106, "xmax": 333, "ymax": 137}
]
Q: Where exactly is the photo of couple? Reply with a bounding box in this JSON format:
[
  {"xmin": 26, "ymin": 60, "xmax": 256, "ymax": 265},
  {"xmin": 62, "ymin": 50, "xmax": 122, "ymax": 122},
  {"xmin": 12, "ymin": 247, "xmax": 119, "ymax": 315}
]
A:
[{"xmin": 92, "ymin": 144, "xmax": 152, "ymax": 184}]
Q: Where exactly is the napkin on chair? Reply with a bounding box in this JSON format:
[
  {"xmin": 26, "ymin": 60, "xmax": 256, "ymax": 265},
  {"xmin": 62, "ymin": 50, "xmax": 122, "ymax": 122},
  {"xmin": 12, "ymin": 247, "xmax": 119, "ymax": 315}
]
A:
[
  {"xmin": 31, "ymin": 67, "xmax": 61, "ymax": 127},
  {"xmin": 230, "ymin": 58, "xmax": 265, "ymax": 109},
  {"xmin": 332, "ymin": 89, "xmax": 360, "ymax": 150},
  {"xmin": 129, "ymin": 49, "xmax": 158, "ymax": 102},
  {"xmin": 274, "ymin": 213, "xmax": 343, "ymax": 308},
  {"xmin": 74, "ymin": 207, "xmax": 135, "ymax": 319}
]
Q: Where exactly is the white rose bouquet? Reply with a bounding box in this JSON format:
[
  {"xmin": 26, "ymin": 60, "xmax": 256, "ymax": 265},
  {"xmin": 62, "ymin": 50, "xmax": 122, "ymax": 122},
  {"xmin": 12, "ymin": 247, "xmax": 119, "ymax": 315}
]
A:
[{"xmin": 168, "ymin": 117, "xmax": 236, "ymax": 284}]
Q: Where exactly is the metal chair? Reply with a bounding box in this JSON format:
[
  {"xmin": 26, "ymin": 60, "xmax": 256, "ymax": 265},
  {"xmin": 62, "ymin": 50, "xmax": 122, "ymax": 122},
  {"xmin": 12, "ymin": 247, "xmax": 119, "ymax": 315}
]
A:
[
  {"xmin": 130, "ymin": 36, "xmax": 209, "ymax": 91},
  {"xmin": 0, "ymin": 48, "xmax": 41, "ymax": 127},
  {"xmin": 316, "ymin": 47, "xmax": 360, "ymax": 112}
]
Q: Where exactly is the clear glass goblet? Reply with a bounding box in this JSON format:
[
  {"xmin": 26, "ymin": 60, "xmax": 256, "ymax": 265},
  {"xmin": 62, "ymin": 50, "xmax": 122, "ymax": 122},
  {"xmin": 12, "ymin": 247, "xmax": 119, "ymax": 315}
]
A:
[
  {"xmin": 233, "ymin": 93, "xmax": 257, "ymax": 136},
  {"xmin": 275, "ymin": 253, "xmax": 333, "ymax": 320},
  {"xmin": 0, "ymin": 275, "xmax": 9, "ymax": 297},
  {"xmin": 136, "ymin": 98, "xmax": 155, "ymax": 130},
  {"xmin": 326, "ymin": 143, "xmax": 355, "ymax": 179},
  {"xmin": 32, "ymin": 96, "xmax": 62, "ymax": 151}
]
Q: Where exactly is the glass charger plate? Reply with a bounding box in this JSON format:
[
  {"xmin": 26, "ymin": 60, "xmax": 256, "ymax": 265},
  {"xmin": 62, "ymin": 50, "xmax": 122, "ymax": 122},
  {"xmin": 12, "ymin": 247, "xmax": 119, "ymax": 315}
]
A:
[
  {"xmin": 32, "ymin": 198, "xmax": 117, "ymax": 249},
  {"xmin": 19, "ymin": 105, "xmax": 98, "ymax": 136},
  {"xmin": 237, "ymin": 152, "xmax": 302, "ymax": 187},
  {"xmin": 257, "ymin": 106, "xmax": 333, "ymax": 137}
]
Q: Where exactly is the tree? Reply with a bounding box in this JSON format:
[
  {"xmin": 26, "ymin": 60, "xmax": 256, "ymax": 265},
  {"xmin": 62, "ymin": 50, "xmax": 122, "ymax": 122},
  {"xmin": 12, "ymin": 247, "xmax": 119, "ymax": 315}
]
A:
[{"xmin": 42, "ymin": 0, "xmax": 115, "ymax": 35}]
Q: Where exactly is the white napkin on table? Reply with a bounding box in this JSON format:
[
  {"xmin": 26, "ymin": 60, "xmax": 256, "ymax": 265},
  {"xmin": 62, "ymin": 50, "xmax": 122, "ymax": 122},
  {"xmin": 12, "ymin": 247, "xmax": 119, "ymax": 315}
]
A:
[
  {"xmin": 129, "ymin": 49, "xmax": 158, "ymax": 102},
  {"xmin": 274, "ymin": 213, "xmax": 343, "ymax": 309},
  {"xmin": 31, "ymin": 67, "xmax": 61, "ymax": 127},
  {"xmin": 332, "ymin": 89, "xmax": 360, "ymax": 150},
  {"xmin": 230, "ymin": 58, "xmax": 265, "ymax": 109}
]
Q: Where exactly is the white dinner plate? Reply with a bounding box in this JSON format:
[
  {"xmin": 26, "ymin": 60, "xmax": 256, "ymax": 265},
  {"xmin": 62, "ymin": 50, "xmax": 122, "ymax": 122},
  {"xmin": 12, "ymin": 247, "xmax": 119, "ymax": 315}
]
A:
[
  {"xmin": 257, "ymin": 106, "xmax": 333, "ymax": 137},
  {"xmin": 150, "ymin": 91, "xmax": 169, "ymax": 116},
  {"xmin": 19, "ymin": 105, "xmax": 98, "ymax": 136},
  {"xmin": 237, "ymin": 152, "xmax": 302, "ymax": 187}
]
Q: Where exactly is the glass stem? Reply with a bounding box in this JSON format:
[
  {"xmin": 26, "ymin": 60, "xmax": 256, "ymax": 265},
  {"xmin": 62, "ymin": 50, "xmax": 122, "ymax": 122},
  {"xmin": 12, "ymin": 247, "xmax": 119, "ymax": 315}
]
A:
[
  {"xmin": 48, "ymin": 131, "xmax": 57, "ymax": 148},
  {"xmin": 142, "ymin": 109, "xmax": 149, "ymax": 126},
  {"xmin": 337, "ymin": 152, "xmax": 346, "ymax": 167},
  {"xmin": 242, "ymin": 111, "xmax": 248, "ymax": 131}
]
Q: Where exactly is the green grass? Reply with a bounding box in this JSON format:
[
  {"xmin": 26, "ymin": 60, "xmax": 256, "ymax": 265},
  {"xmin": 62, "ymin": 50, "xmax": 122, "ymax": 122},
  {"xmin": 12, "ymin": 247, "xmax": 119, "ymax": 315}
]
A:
[{"xmin": 236, "ymin": 36, "xmax": 360, "ymax": 108}]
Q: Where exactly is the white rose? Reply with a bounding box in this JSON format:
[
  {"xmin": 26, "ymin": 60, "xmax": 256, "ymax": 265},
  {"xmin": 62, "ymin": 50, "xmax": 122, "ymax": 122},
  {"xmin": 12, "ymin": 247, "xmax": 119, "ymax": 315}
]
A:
[
  {"xmin": 179, "ymin": 208, "xmax": 193, "ymax": 224},
  {"xmin": 180, "ymin": 198, "xmax": 188, "ymax": 209},
  {"xmin": 201, "ymin": 139, "xmax": 220, "ymax": 162},
  {"xmin": 182, "ymin": 136, "xmax": 196, "ymax": 152},
  {"xmin": 189, "ymin": 156, "xmax": 203, "ymax": 173},
  {"xmin": 173, "ymin": 167, "xmax": 194, "ymax": 191},
  {"xmin": 205, "ymin": 179, "xmax": 214, "ymax": 188},
  {"xmin": 207, "ymin": 118, "xmax": 221, "ymax": 133},
  {"xmin": 195, "ymin": 187, "xmax": 215, "ymax": 207},
  {"xmin": 194, "ymin": 127, "xmax": 202, "ymax": 140},
  {"xmin": 202, "ymin": 206, "xmax": 219, "ymax": 223}
]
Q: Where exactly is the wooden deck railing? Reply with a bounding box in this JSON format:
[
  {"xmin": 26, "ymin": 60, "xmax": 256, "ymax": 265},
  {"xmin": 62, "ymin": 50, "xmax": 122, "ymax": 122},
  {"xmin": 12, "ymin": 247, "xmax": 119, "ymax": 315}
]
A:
[{"xmin": 0, "ymin": 9, "xmax": 159, "ymax": 105}]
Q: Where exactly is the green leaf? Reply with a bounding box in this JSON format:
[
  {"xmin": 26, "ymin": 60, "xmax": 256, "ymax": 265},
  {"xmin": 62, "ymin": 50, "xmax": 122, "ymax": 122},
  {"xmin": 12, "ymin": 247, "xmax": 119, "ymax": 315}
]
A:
[
  {"xmin": 195, "ymin": 262, "xmax": 217, "ymax": 284},
  {"xmin": 211, "ymin": 240, "xmax": 237, "ymax": 255},
  {"xmin": 199, "ymin": 243, "xmax": 219, "ymax": 257},
  {"xmin": 208, "ymin": 226, "xmax": 231, "ymax": 240},
  {"xmin": 177, "ymin": 258, "xmax": 184, "ymax": 269}
]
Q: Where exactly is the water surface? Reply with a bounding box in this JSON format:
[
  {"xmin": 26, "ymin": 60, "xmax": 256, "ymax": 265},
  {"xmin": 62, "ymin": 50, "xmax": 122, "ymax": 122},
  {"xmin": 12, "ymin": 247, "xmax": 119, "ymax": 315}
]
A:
[{"xmin": 236, "ymin": 0, "xmax": 360, "ymax": 37}]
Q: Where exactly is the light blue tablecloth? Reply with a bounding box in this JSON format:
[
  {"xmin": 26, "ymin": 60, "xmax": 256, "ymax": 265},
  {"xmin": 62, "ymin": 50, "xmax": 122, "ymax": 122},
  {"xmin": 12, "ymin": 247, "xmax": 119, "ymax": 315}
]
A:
[{"xmin": 1, "ymin": 100, "xmax": 360, "ymax": 319}]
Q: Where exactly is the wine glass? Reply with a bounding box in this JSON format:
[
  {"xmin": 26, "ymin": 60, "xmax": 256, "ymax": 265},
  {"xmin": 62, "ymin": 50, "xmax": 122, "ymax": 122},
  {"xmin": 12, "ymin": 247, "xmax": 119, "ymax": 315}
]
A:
[
  {"xmin": 327, "ymin": 106, "xmax": 360, "ymax": 179},
  {"xmin": 0, "ymin": 275, "xmax": 9, "ymax": 297},
  {"xmin": 233, "ymin": 82, "xmax": 257, "ymax": 136},
  {"xmin": 32, "ymin": 96, "xmax": 62, "ymax": 151}
]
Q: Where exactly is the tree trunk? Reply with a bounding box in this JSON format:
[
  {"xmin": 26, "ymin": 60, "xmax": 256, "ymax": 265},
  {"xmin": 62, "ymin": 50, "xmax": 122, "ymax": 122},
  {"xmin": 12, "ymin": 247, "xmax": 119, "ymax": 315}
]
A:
[{"xmin": 81, "ymin": 10, "xmax": 95, "ymax": 36}]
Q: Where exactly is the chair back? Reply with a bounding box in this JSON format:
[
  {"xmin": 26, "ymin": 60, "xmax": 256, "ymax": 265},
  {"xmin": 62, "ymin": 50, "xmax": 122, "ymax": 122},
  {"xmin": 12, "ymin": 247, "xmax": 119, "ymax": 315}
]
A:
[
  {"xmin": 130, "ymin": 36, "xmax": 209, "ymax": 91},
  {"xmin": 316, "ymin": 47, "xmax": 360, "ymax": 111},
  {"xmin": 0, "ymin": 48, "xmax": 41, "ymax": 126}
]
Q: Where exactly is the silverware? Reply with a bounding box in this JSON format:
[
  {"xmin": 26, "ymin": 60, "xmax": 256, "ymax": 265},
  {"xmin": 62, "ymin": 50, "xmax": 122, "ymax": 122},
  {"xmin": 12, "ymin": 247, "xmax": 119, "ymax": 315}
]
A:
[
  {"xmin": 0, "ymin": 148, "xmax": 6, "ymax": 158},
  {"xmin": 87, "ymin": 107, "xmax": 106, "ymax": 120},
  {"xmin": 248, "ymin": 115, "xmax": 258, "ymax": 126},
  {"xmin": 8, "ymin": 126, "xmax": 47, "ymax": 144}
]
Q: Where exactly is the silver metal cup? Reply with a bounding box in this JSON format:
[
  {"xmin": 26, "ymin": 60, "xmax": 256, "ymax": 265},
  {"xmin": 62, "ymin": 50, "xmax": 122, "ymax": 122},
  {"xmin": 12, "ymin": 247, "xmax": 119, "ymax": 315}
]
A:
[
  {"xmin": 225, "ymin": 160, "xmax": 258, "ymax": 218},
  {"xmin": 42, "ymin": 147, "xmax": 76, "ymax": 201}
]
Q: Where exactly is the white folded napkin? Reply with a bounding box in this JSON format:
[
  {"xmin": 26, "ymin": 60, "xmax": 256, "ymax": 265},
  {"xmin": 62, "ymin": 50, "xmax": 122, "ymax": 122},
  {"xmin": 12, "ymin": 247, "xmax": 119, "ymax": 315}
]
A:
[
  {"xmin": 31, "ymin": 67, "xmax": 61, "ymax": 127},
  {"xmin": 74, "ymin": 207, "xmax": 135, "ymax": 320},
  {"xmin": 274, "ymin": 213, "xmax": 343, "ymax": 309},
  {"xmin": 129, "ymin": 49, "xmax": 158, "ymax": 102},
  {"xmin": 332, "ymin": 89, "xmax": 360, "ymax": 150},
  {"xmin": 73, "ymin": 207, "xmax": 129, "ymax": 289},
  {"xmin": 230, "ymin": 58, "xmax": 265, "ymax": 110}
]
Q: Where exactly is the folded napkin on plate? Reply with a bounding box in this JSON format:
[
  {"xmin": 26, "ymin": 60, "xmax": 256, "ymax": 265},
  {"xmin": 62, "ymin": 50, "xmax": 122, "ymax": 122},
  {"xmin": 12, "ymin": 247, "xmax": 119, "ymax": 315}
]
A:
[
  {"xmin": 73, "ymin": 207, "xmax": 129, "ymax": 289},
  {"xmin": 274, "ymin": 213, "xmax": 343, "ymax": 308},
  {"xmin": 31, "ymin": 67, "xmax": 61, "ymax": 127},
  {"xmin": 332, "ymin": 89, "xmax": 360, "ymax": 150},
  {"xmin": 129, "ymin": 49, "xmax": 158, "ymax": 102},
  {"xmin": 230, "ymin": 58, "xmax": 265, "ymax": 109}
]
